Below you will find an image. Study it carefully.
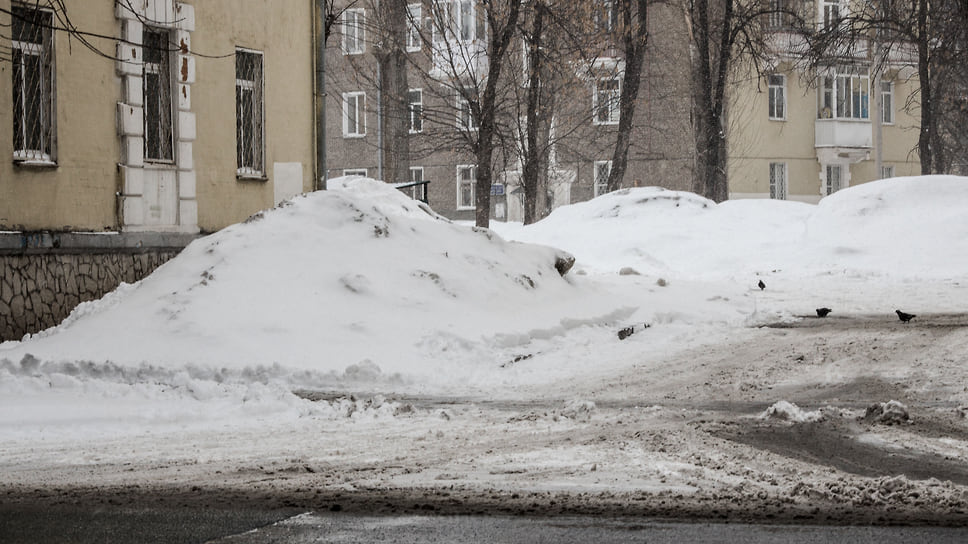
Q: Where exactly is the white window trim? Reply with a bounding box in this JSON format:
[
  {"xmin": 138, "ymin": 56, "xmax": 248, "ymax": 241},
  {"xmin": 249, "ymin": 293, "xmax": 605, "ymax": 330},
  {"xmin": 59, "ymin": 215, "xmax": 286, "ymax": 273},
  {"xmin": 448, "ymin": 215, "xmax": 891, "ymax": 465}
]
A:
[
  {"xmin": 769, "ymin": 162, "xmax": 788, "ymax": 200},
  {"xmin": 818, "ymin": 66, "xmax": 870, "ymax": 120},
  {"xmin": 881, "ymin": 80, "xmax": 894, "ymax": 125},
  {"xmin": 407, "ymin": 4, "xmax": 422, "ymax": 52},
  {"xmin": 409, "ymin": 88, "xmax": 423, "ymax": 133},
  {"xmin": 593, "ymin": 77, "xmax": 621, "ymax": 126},
  {"xmin": 593, "ymin": 160, "xmax": 612, "ymax": 197},
  {"xmin": 342, "ymin": 91, "xmax": 366, "ymax": 138},
  {"xmin": 343, "ymin": 168, "xmax": 368, "ymax": 177},
  {"xmin": 409, "ymin": 166, "xmax": 425, "ymax": 181},
  {"xmin": 457, "ymin": 89, "xmax": 479, "ymax": 131},
  {"xmin": 143, "ymin": 26, "xmax": 175, "ymax": 164},
  {"xmin": 457, "ymin": 164, "xmax": 477, "ymax": 210},
  {"xmin": 235, "ymin": 47, "xmax": 265, "ymax": 179},
  {"xmin": 820, "ymin": 0, "xmax": 846, "ymax": 30},
  {"xmin": 342, "ymin": 8, "xmax": 366, "ymax": 55},
  {"xmin": 768, "ymin": 74, "xmax": 786, "ymax": 121}
]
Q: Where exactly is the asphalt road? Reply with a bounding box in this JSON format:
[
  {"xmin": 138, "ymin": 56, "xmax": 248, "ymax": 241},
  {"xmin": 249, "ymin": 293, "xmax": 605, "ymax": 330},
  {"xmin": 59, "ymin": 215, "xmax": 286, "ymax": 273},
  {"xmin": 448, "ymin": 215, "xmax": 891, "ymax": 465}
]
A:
[{"xmin": 4, "ymin": 506, "xmax": 968, "ymax": 544}]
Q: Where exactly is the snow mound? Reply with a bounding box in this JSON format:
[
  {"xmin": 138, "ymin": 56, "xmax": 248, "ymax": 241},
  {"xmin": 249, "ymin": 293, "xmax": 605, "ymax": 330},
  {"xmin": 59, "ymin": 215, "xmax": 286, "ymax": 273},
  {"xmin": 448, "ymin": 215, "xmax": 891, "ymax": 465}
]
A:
[
  {"xmin": 864, "ymin": 400, "xmax": 911, "ymax": 425},
  {"xmin": 760, "ymin": 401, "xmax": 824, "ymax": 423}
]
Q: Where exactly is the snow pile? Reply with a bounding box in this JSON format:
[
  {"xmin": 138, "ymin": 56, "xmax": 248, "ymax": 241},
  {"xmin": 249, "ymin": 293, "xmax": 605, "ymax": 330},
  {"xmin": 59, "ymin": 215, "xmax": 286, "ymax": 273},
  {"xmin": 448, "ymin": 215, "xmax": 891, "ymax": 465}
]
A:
[
  {"xmin": 864, "ymin": 400, "xmax": 911, "ymax": 425},
  {"xmin": 493, "ymin": 176, "xmax": 968, "ymax": 281},
  {"xmin": 760, "ymin": 400, "xmax": 824, "ymax": 423}
]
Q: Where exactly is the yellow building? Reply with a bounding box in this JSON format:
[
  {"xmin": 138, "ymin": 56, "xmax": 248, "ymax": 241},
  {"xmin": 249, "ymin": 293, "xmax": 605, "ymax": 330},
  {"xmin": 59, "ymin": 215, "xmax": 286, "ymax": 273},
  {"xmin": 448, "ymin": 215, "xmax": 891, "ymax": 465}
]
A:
[{"xmin": 728, "ymin": 5, "xmax": 921, "ymax": 202}]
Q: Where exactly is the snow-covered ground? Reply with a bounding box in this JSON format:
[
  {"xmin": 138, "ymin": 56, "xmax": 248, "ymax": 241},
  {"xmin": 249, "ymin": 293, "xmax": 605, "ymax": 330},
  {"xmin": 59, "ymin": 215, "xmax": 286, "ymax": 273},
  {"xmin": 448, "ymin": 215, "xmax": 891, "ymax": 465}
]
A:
[{"xmin": 3, "ymin": 175, "xmax": 968, "ymax": 523}]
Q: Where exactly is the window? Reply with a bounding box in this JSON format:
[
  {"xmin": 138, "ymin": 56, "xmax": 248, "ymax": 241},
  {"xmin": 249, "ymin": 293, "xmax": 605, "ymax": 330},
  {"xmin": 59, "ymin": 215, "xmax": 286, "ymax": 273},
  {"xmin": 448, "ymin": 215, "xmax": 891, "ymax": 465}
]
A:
[
  {"xmin": 769, "ymin": 163, "xmax": 788, "ymax": 199},
  {"xmin": 457, "ymin": 87, "xmax": 479, "ymax": 131},
  {"xmin": 594, "ymin": 78, "xmax": 621, "ymax": 125},
  {"xmin": 342, "ymin": 92, "xmax": 366, "ymax": 137},
  {"xmin": 825, "ymin": 164, "xmax": 842, "ymax": 195},
  {"xmin": 409, "ymin": 89, "xmax": 423, "ymax": 133},
  {"xmin": 594, "ymin": 160, "xmax": 612, "ymax": 197},
  {"xmin": 11, "ymin": 5, "xmax": 55, "ymax": 163},
  {"xmin": 596, "ymin": 0, "xmax": 618, "ymax": 32},
  {"xmin": 880, "ymin": 165, "xmax": 894, "ymax": 179},
  {"xmin": 821, "ymin": 0, "xmax": 844, "ymax": 29},
  {"xmin": 343, "ymin": 168, "xmax": 367, "ymax": 177},
  {"xmin": 768, "ymin": 0, "xmax": 790, "ymax": 28},
  {"xmin": 457, "ymin": 165, "xmax": 476, "ymax": 209},
  {"xmin": 342, "ymin": 8, "xmax": 365, "ymax": 54},
  {"xmin": 818, "ymin": 66, "xmax": 869, "ymax": 120},
  {"xmin": 880, "ymin": 81, "xmax": 894, "ymax": 124},
  {"xmin": 407, "ymin": 4, "xmax": 422, "ymax": 51},
  {"xmin": 409, "ymin": 166, "xmax": 426, "ymax": 200},
  {"xmin": 433, "ymin": 0, "xmax": 479, "ymax": 43},
  {"xmin": 768, "ymin": 74, "xmax": 786, "ymax": 120},
  {"xmin": 236, "ymin": 49, "xmax": 264, "ymax": 177},
  {"xmin": 143, "ymin": 27, "xmax": 174, "ymax": 162}
]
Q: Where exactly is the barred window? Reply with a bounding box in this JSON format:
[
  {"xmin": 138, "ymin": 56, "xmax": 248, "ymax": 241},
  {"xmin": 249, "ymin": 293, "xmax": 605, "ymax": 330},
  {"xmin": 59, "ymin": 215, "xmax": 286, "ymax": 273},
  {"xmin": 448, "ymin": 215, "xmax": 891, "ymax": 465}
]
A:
[
  {"xmin": 236, "ymin": 49, "xmax": 265, "ymax": 177},
  {"xmin": 143, "ymin": 28, "xmax": 173, "ymax": 162},
  {"xmin": 594, "ymin": 160, "xmax": 612, "ymax": 197},
  {"xmin": 769, "ymin": 162, "xmax": 787, "ymax": 199},
  {"xmin": 11, "ymin": 5, "xmax": 55, "ymax": 163}
]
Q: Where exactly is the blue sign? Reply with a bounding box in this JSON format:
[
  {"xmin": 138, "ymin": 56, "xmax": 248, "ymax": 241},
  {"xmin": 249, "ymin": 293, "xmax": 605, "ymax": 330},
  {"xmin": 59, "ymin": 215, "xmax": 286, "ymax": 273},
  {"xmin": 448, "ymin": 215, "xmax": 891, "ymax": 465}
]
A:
[{"xmin": 490, "ymin": 184, "xmax": 505, "ymax": 196}]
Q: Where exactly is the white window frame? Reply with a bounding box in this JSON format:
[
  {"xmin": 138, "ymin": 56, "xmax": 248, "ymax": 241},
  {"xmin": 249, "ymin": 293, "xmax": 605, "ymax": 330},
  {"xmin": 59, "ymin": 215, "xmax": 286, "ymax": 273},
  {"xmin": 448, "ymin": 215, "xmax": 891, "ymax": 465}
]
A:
[
  {"xmin": 407, "ymin": 4, "xmax": 422, "ymax": 52},
  {"xmin": 457, "ymin": 87, "xmax": 479, "ymax": 131},
  {"xmin": 143, "ymin": 26, "xmax": 174, "ymax": 163},
  {"xmin": 235, "ymin": 48, "xmax": 265, "ymax": 178},
  {"xmin": 880, "ymin": 165, "xmax": 894, "ymax": 179},
  {"xmin": 343, "ymin": 168, "xmax": 367, "ymax": 177},
  {"xmin": 820, "ymin": 0, "xmax": 845, "ymax": 29},
  {"xmin": 594, "ymin": 77, "xmax": 621, "ymax": 125},
  {"xmin": 597, "ymin": 0, "xmax": 618, "ymax": 32},
  {"xmin": 433, "ymin": 0, "xmax": 479, "ymax": 44},
  {"xmin": 457, "ymin": 164, "xmax": 477, "ymax": 210},
  {"xmin": 880, "ymin": 80, "xmax": 894, "ymax": 124},
  {"xmin": 408, "ymin": 166, "xmax": 426, "ymax": 200},
  {"xmin": 769, "ymin": 162, "xmax": 788, "ymax": 199},
  {"xmin": 11, "ymin": 4, "xmax": 55, "ymax": 164},
  {"xmin": 409, "ymin": 88, "xmax": 423, "ymax": 133},
  {"xmin": 593, "ymin": 160, "xmax": 612, "ymax": 197},
  {"xmin": 818, "ymin": 66, "xmax": 870, "ymax": 120},
  {"xmin": 768, "ymin": 74, "xmax": 786, "ymax": 120},
  {"xmin": 342, "ymin": 8, "xmax": 365, "ymax": 55},
  {"xmin": 342, "ymin": 91, "xmax": 366, "ymax": 138}
]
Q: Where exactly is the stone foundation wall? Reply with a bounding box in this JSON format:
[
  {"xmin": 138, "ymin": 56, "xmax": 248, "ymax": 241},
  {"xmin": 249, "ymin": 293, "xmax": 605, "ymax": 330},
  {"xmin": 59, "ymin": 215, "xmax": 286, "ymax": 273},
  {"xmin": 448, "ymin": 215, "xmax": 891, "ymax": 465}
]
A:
[
  {"xmin": 0, "ymin": 251, "xmax": 179, "ymax": 342},
  {"xmin": 0, "ymin": 232, "xmax": 195, "ymax": 342}
]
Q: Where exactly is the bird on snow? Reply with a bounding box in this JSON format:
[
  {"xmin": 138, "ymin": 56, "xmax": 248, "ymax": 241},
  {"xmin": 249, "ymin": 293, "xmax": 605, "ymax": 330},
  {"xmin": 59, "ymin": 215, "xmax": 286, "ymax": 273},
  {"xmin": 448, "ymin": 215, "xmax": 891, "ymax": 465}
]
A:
[
  {"xmin": 758, "ymin": 279, "xmax": 766, "ymax": 290},
  {"xmin": 896, "ymin": 309, "xmax": 916, "ymax": 323},
  {"xmin": 816, "ymin": 308, "xmax": 832, "ymax": 318}
]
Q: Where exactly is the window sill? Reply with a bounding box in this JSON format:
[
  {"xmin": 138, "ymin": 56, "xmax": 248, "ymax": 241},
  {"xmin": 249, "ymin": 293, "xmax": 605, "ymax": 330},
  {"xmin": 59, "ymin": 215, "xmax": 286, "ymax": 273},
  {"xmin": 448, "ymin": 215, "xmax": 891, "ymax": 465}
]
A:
[
  {"xmin": 769, "ymin": 117, "xmax": 786, "ymax": 121},
  {"xmin": 13, "ymin": 159, "xmax": 58, "ymax": 169},
  {"xmin": 343, "ymin": 133, "xmax": 366, "ymax": 139},
  {"xmin": 456, "ymin": 206, "xmax": 475, "ymax": 211},
  {"xmin": 237, "ymin": 172, "xmax": 267, "ymax": 181}
]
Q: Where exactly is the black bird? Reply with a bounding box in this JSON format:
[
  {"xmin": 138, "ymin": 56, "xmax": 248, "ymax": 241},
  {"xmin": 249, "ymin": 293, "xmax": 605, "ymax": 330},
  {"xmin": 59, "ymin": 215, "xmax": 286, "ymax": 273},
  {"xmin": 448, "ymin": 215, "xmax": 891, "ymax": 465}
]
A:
[
  {"xmin": 758, "ymin": 279, "xmax": 766, "ymax": 290},
  {"xmin": 816, "ymin": 307, "xmax": 832, "ymax": 318},
  {"xmin": 896, "ymin": 309, "xmax": 916, "ymax": 323}
]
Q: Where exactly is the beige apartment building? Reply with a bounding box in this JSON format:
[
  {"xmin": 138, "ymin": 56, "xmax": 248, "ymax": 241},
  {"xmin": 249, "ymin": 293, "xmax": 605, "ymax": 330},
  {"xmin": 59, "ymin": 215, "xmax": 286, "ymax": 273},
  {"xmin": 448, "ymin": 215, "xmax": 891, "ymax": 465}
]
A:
[
  {"xmin": 1, "ymin": 0, "xmax": 318, "ymax": 339},
  {"xmin": 727, "ymin": 2, "xmax": 921, "ymax": 202}
]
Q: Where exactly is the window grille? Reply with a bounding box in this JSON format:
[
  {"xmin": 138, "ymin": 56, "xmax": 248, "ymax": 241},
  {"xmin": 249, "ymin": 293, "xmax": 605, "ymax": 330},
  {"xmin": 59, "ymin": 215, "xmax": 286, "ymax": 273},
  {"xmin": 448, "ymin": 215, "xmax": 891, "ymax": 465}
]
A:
[
  {"xmin": 769, "ymin": 163, "xmax": 787, "ymax": 199},
  {"xmin": 11, "ymin": 6, "xmax": 55, "ymax": 162},
  {"xmin": 594, "ymin": 160, "xmax": 612, "ymax": 197},
  {"xmin": 236, "ymin": 50, "xmax": 264, "ymax": 176},
  {"xmin": 143, "ymin": 28, "xmax": 174, "ymax": 162},
  {"xmin": 825, "ymin": 164, "xmax": 842, "ymax": 195},
  {"xmin": 595, "ymin": 78, "xmax": 621, "ymax": 125}
]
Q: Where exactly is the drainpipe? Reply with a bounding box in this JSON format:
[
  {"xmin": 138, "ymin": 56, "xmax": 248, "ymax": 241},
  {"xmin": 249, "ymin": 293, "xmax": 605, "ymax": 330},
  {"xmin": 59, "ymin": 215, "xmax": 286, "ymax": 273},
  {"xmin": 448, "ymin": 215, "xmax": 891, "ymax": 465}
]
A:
[
  {"xmin": 377, "ymin": 62, "xmax": 384, "ymax": 181},
  {"xmin": 315, "ymin": 0, "xmax": 327, "ymax": 190}
]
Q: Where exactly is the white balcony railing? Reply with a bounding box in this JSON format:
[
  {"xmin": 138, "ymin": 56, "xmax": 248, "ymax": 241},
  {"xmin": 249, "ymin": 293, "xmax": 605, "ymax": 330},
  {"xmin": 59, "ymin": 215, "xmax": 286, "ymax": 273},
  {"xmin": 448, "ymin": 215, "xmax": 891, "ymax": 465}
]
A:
[{"xmin": 815, "ymin": 119, "xmax": 872, "ymax": 148}]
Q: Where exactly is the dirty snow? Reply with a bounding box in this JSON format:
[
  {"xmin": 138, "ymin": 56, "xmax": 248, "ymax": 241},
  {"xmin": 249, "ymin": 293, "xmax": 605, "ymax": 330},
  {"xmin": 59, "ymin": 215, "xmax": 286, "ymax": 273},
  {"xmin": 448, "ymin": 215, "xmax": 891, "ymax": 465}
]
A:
[{"xmin": 3, "ymin": 175, "xmax": 968, "ymax": 522}]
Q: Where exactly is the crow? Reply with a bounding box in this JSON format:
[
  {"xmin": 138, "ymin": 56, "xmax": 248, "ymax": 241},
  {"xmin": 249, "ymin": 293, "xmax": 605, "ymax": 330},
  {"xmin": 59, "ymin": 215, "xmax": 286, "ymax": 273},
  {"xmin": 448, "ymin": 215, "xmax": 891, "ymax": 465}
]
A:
[
  {"xmin": 758, "ymin": 279, "xmax": 766, "ymax": 290},
  {"xmin": 896, "ymin": 309, "xmax": 916, "ymax": 323},
  {"xmin": 816, "ymin": 307, "xmax": 832, "ymax": 318}
]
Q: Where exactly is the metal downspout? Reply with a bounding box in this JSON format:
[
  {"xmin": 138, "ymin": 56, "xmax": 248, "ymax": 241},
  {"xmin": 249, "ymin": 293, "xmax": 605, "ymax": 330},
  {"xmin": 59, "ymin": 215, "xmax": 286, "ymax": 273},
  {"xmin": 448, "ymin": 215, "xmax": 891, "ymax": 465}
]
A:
[{"xmin": 315, "ymin": 0, "xmax": 327, "ymax": 190}]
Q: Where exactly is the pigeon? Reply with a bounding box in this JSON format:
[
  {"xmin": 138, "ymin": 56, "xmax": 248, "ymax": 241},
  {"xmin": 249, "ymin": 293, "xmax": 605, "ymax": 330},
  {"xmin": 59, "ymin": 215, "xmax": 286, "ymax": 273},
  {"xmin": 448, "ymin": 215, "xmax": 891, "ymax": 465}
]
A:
[
  {"xmin": 896, "ymin": 309, "xmax": 916, "ymax": 323},
  {"xmin": 816, "ymin": 307, "xmax": 832, "ymax": 317},
  {"xmin": 758, "ymin": 279, "xmax": 766, "ymax": 290}
]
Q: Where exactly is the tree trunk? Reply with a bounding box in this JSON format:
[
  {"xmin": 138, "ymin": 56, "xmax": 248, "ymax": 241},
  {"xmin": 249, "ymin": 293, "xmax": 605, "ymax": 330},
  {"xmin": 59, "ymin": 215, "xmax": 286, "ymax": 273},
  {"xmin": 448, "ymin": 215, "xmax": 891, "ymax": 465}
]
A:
[
  {"xmin": 377, "ymin": 1, "xmax": 410, "ymax": 183},
  {"xmin": 475, "ymin": 1, "xmax": 523, "ymax": 228},
  {"xmin": 606, "ymin": 0, "xmax": 649, "ymax": 193},
  {"xmin": 691, "ymin": 0, "xmax": 732, "ymax": 202},
  {"xmin": 916, "ymin": 0, "xmax": 934, "ymax": 174},
  {"xmin": 522, "ymin": 2, "xmax": 546, "ymax": 224}
]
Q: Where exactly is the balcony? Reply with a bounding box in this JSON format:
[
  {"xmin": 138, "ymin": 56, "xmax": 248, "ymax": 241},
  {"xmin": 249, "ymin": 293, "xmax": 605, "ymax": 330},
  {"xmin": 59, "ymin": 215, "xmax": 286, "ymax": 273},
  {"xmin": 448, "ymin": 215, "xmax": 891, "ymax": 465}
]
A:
[
  {"xmin": 430, "ymin": 39, "xmax": 488, "ymax": 81},
  {"xmin": 815, "ymin": 119, "xmax": 872, "ymax": 149}
]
